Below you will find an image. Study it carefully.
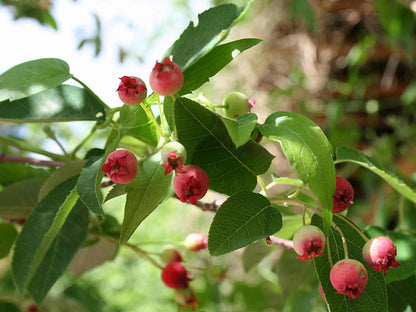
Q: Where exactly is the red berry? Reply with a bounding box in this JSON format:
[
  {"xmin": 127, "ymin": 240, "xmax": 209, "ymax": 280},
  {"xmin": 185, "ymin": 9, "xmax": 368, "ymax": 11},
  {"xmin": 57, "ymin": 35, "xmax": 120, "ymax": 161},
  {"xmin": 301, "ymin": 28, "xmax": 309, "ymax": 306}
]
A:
[
  {"xmin": 362, "ymin": 236, "xmax": 400, "ymax": 274},
  {"xmin": 184, "ymin": 232, "xmax": 207, "ymax": 252},
  {"xmin": 161, "ymin": 141, "xmax": 187, "ymax": 175},
  {"xmin": 117, "ymin": 76, "xmax": 147, "ymax": 105},
  {"xmin": 102, "ymin": 150, "xmax": 138, "ymax": 184},
  {"xmin": 333, "ymin": 176, "xmax": 354, "ymax": 213},
  {"xmin": 330, "ymin": 259, "xmax": 368, "ymax": 300},
  {"xmin": 161, "ymin": 262, "xmax": 191, "ymax": 289},
  {"xmin": 293, "ymin": 225, "xmax": 326, "ymax": 261},
  {"xmin": 161, "ymin": 247, "xmax": 183, "ymax": 264},
  {"xmin": 149, "ymin": 56, "xmax": 184, "ymax": 96},
  {"xmin": 26, "ymin": 305, "xmax": 41, "ymax": 312},
  {"xmin": 173, "ymin": 165, "xmax": 209, "ymax": 205}
]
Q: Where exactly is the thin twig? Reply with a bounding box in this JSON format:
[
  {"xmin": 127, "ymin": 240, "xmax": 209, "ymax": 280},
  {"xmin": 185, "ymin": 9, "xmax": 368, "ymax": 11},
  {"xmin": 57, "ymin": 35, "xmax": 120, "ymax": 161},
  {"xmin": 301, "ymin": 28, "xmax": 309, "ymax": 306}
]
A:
[
  {"xmin": 0, "ymin": 155, "xmax": 65, "ymax": 167},
  {"xmin": 267, "ymin": 235, "xmax": 294, "ymax": 249}
]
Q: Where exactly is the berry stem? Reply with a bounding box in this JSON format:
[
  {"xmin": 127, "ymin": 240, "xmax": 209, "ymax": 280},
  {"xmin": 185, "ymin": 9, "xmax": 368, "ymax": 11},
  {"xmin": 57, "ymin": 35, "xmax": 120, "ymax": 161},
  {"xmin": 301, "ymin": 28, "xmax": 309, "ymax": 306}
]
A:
[
  {"xmin": 103, "ymin": 235, "xmax": 163, "ymax": 270},
  {"xmin": 336, "ymin": 214, "xmax": 369, "ymax": 242},
  {"xmin": 139, "ymin": 102, "xmax": 168, "ymax": 140},
  {"xmin": 157, "ymin": 95, "xmax": 167, "ymax": 133},
  {"xmin": 257, "ymin": 176, "xmax": 268, "ymax": 196}
]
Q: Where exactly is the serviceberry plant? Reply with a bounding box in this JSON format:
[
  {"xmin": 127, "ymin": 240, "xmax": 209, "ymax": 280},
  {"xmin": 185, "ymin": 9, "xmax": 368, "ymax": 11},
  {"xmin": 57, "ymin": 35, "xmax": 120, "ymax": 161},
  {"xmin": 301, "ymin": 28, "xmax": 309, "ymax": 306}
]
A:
[{"xmin": 0, "ymin": 2, "xmax": 415, "ymax": 312}]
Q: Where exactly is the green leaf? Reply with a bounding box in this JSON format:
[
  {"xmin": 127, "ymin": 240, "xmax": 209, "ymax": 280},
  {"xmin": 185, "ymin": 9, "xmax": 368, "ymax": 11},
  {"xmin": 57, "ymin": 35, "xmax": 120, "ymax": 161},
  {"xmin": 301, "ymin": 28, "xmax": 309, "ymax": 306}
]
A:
[
  {"xmin": 0, "ymin": 58, "xmax": 71, "ymax": 102},
  {"xmin": 336, "ymin": 146, "xmax": 416, "ymax": 204},
  {"xmin": 387, "ymin": 274, "xmax": 416, "ymax": 312},
  {"xmin": 364, "ymin": 226, "xmax": 416, "ymax": 283},
  {"xmin": 26, "ymin": 199, "xmax": 88, "ymax": 303},
  {"xmin": 0, "ymin": 223, "xmax": 18, "ymax": 259},
  {"xmin": 221, "ymin": 113, "xmax": 258, "ymax": 148},
  {"xmin": 312, "ymin": 214, "xmax": 388, "ymax": 312},
  {"xmin": 0, "ymin": 178, "xmax": 47, "ymax": 219},
  {"xmin": 38, "ymin": 160, "xmax": 85, "ymax": 201},
  {"xmin": 164, "ymin": 3, "xmax": 245, "ymax": 70},
  {"xmin": 120, "ymin": 153, "xmax": 173, "ymax": 244},
  {"xmin": 12, "ymin": 176, "xmax": 81, "ymax": 302},
  {"xmin": 175, "ymin": 97, "xmax": 273, "ymax": 195},
  {"xmin": 260, "ymin": 111, "xmax": 335, "ymax": 234},
  {"xmin": 77, "ymin": 149, "xmax": 105, "ymax": 215},
  {"xmin": 0, "ymin": 85, "xmax": 106, "ymax": 122},
  {"xmin": 0, "ymin": 163, "xmax": 51, "ymax": 187},
  {"xmin": 179, "ymin": 38, "xmax": 262, "ymax": 95},
  {"xmin": 104, "ymin": 183, "xmax": 126, "ymax": 202},
  {"xmin": 119, "ymin": 104, "xmax": 159, "ymax": 147},
  {"xmin": 208, "ymin": 191, "xmax": 282, "ymax": 256}
]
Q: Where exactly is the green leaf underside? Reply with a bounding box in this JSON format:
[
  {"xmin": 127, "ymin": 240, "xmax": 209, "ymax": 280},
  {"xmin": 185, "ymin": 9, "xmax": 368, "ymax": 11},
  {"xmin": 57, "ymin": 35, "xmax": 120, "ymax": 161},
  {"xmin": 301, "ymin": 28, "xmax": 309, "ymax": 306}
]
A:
[
  {"xmin": 312, "ymin": 214, "xmax": 388, "ymax": 312},
  {"xmin": 0, "ymin": 178, "xmax": 47, "ymax": 219},
  {"xmin": 260, "ymin": 111, "xmax": 335, "ymax": 234},
  {"xmin": 77, "ymin": 149, "xmax": 105, "ymax": 215},
  {"xmin": 12, "ymin": 176, "xmax": 81, "ymax": 300},
  {"xmin": 336, "ymin": 146, "xmax": 416, "ymax": 204},
  {"xmin": 164, "ymin": 3, "xmax": 244, "ymax": 70},
  {"xmin": 175, "ymin": 98, "xmax": 273, "ymax": 196},
  {"xmin": 208, "ymin": 191, "xmax": 282, "ymax": 256},
  {"xmin": 120, "ymin": 153, "xmax": 173, "ymax": 244},
  {"xmin": 27, "ymin": 199, "xmax": 88, "ymax": 303},
  {"xmin": 221, "ymin": 113, "xmax": 258, "ymax": 148},
  {"xmin": 387, "ymin": 275, "xmax": 416, "ymax": 312},
  {"xmin": 119, "ymin": 105, "xmax": 158, "ymax": 147},
  {"xmin": 0, "ymin": 223, "xmax": 18, "ymax": 259},
  {"xmin": 0, "ymin": 85, "xmax": 105, "ymax": 122},
  {"xmin": 0, "ymin": 58, "xmax": 71, "ymax": 102},
  {"xmin": 364, "ymin": 226, "xmax": 416, "ymax": 283},
  {"xmin": 180, "ymin": 38, "xmax": 262, "ymax": 95}
]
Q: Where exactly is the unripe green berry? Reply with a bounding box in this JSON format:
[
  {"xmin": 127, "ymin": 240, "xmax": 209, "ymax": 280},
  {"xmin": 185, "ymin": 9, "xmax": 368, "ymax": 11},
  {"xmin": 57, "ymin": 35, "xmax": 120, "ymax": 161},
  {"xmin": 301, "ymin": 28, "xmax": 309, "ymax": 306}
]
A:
[{"xmin": 223, "ymin": 92, "xmax": 251, "ymax": 119}]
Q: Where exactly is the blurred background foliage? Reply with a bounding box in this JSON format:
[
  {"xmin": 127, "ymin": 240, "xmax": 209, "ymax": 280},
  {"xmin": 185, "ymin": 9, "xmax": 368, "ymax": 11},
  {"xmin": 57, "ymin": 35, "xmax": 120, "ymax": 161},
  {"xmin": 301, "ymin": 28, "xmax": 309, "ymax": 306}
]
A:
[{"xmin": 1, "ymin": 0, "xmax": 416, "ymax": 311}]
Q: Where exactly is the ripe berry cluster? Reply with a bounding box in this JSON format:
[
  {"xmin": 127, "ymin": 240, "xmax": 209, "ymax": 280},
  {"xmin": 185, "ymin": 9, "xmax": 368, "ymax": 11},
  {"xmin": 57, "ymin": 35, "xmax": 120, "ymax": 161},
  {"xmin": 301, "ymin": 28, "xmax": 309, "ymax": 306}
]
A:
[
  {"xmin": 160, "ymin": 232, "xmax": 209, "ymax": 310},
  {"xmin": 291, "ymin": 176, "xmax": 400, "ymax": 300}
]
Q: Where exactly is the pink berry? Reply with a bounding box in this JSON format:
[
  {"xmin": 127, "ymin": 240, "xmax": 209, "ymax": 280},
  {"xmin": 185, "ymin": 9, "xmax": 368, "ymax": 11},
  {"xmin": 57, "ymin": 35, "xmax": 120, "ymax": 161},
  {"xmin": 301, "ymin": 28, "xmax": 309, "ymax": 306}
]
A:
[
  {"xmin": 102, "ymin": 150, "xmax": 138, "ymax": 184},
  {"xmin": 161, "ymin": 247, "xmax": 183, "ymax": 264},
  {"xmin": 330, "ymin": 259, "xmax": 368, "ymax": 300},
  {"xmin": 117, "ymin": 76, "xmax": 147, "ymax": 105},
  {"xmin": 333, "ymin": 176, "xmax": 354, "ymax": 213},
  {"xmin": 161, "ymin": 262, "xmax": 191, "ymax": 289},
  {"xmin": 149, "ymin": 56, "xmax": 184, "ymax": 96},
  {"xmin": 161, "ymin": 141, "xmax": 187, "ymax": 175},
  {"xmin": 184, "ymin": 232, "xmax": 208, "ymax": 252},
  {"xmin": 293, "ymin": 225, "xmax": 326, "ymax": 261},
  {"xmin": 174, "ymin": 288, "xmax": 199, "ymax": 310},
  {"xmin": 362, "ymin": 236, "xmax": 400, "ymax": 274},
  {"xmin": 173, "ymin": 165, "xmax": 209, "ymax": 205}
]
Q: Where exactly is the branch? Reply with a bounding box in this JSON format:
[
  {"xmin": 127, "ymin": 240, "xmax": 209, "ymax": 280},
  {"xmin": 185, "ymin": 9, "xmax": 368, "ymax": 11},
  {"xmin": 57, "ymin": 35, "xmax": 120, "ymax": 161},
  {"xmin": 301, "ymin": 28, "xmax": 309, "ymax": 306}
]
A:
[
  {"xmin": 0, "ymin": 154, "xmax": 65, "ymax": 167},
  {"xmin": 267, "ymin": 235, "xmax": 294, "ymax": 249}
]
